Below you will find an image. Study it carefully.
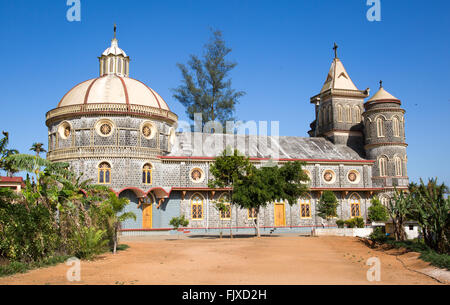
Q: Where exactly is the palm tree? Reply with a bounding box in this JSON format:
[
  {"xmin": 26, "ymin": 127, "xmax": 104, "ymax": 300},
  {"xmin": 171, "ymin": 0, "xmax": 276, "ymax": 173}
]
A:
[
  {"xmin": 1, "ymin": 149, "xmax": 19, "ymax": 177},
  {"xmin": 0, "ymin": 131, "xmax": 9, "ymax": 152},
  {"xmin": 30, "ymin": 143, "xmax": 46, "ymax": 157},
  {"xmin": 99, "ymin": 193, "xmax": 136, "ymax": 254}
]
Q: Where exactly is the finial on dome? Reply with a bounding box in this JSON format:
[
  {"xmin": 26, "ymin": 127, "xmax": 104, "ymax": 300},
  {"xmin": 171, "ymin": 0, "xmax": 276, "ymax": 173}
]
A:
[
  {"xmin": 114, "ymin": 23, "xmax": 117, "ymax": 39},
  {"xmin": 379, "ymin": 80, "xmax": 383, "ymax": 89},
  {"xmin": 333, "ymin": 42, "xmax": 338, "ymax": 59}
]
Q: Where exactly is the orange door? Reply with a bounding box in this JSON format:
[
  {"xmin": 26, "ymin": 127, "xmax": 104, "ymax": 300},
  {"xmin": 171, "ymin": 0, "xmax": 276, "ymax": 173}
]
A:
[
  {"xmin": 142, "ymin": 203, "xmax": 152, "ymax": 229},
  {"xmin": 274, "ymin": 203, "xmax": 285, "ymax": 226}
]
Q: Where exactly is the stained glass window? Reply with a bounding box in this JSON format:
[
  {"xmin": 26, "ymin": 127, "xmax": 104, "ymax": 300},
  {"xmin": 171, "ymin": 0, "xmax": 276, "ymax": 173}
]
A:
[
  {"xmin": 350, "ymin": 194, "xmax": 361, "ymax": 217},
  {"xmin": 98, "ymin": 162, "xmax": 111, "ymax": 184},
  {"xmin": 299, "ymin": 196, "xmax": 312, "ymax": 218},
  {"xmin": 191, "ymin": 194, "xmax": 203, "ymax": 219},
  {"xmin": 142, "ymin": 163, "xmax": 152, "ymax": 184}
]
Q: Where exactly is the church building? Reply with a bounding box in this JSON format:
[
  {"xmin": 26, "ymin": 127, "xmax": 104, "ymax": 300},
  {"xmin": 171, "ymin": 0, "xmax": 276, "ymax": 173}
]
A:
[{"xmin": 45, "ymin": 33, "xmax": 409, "ymax": 234}]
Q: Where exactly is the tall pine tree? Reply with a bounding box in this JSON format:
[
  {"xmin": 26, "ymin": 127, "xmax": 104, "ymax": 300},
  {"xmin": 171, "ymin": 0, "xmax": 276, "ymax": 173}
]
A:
[{"xmin": 172, "ymin": 30, "xmax": 245, "ymax": 129}]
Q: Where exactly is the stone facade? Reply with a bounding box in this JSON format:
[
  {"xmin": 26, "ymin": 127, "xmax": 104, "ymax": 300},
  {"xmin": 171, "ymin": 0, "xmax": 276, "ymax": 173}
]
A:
[{"xmin": 45, "ymin": 39, "xmax": 409, "ymax": 234}]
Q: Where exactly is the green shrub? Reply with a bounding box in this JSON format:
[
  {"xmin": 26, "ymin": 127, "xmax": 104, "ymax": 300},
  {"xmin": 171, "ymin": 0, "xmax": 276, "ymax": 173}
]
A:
[
  {"xmin": 345, "ymin": 218, "xmax": 356, "ymax": 228},
  {"xmin": 336, "ymin": 219, "xmax": 345, "ymax": 228},
  {"xmin": 0, "ymin": 199, "xmax": 60, "ymax": 262},
  {"xmin": 0, "ymin": 261, "xmax": 29, "ymax": 277},
  {"xmin": 419, "ymin": 251, "xmax": 450, "ymax": 270},
  {"xmin": 0, "ymin": 255, "xmax": 72, "ymax": 278},
  {"xmin": 115, "ymin": 244, "xmax": 130, "ymax": 252},
  {"xmin": 368, "ymin": 196, "xmax": 388, "ymax": 222},
  {"xmin": 369, "ymin": 227, "xmax": 387, "ymax": 243},
  {"xmin": 354, "ymin": 217, "xmax": 365, "ymax": 228},
  {"xmin": 74, "ymin": 227, "xmax": 109, "ymax": 260},
  {"xmin": 343, "ymin": 217, "xmax": 365, "ymax": 228},
  {"xmin": 170, "ymin": 215, "xmax": 189, "ymax": 229},
  {"xmin": 385, "ymin": 239, "xmax": 450, "ymax": 270}
]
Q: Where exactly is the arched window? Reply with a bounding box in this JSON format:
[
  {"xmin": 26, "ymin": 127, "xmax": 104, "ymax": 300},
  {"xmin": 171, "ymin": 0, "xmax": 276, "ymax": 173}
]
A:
[
  {"xmin": 394, "ymin": 156, "xmax": 402, "ymax": 176},
  {"xmin": 376, "ymin": 117, "xmax": 385, "ymax": 137},
  {"xmin": 378, "ymin": 156, "xmax": 387, "ymax": 177},
  {"xmin": 248, "ymin": 208, "xmax": 257, "ymax": 219},
  {"xmin": 349, "ymin": 194, "xmax": 361, "ymax": 218},
  {"xmin": 142, "ymin": 163, "xmax": 152, "ymax": 185},
  {"xmin": 118, "ymin": 58, "xmax": 122, "ymax": 74},
  {"xmin": 392, "ymin": 117, "xmax": 400, "ymax": 137},
  {"xmin": 345, "ymin": 105, "xmax": 352, "ymax": 122},
  {"xmin": 191, "ymin": 193, "xmax": 203, "ymax": 220},
  {"xmin": 337, "ymin": 105, "xmax": 343, "ymax": 122},
  {"xmin": 354, "ymin": 106, "xmax": 361, "ymax": 123},
  {"xmin": 299, "ymin": 195, "xmax": 312, "ymax": 219},
  {"xmin": 218, "ymin": 194, "xmax": 231, "ymax": 219},
  {"xmin": 109, "ymin": 58, "xmax": 114, "ymax": 73},
  {"xmin": 328, "ymin": 106, "xmax": 332, "ymax": 123},
  {"xmin": 403, "ymin": 156, "xmax": 408, "ymax": 176},
  {"xmin": 98, "ymin": 162, "xmax": 111, "ymax": 184},
  {"xmin": 380, "ymin": 196, "xmax": 389, "ymax": 207}
]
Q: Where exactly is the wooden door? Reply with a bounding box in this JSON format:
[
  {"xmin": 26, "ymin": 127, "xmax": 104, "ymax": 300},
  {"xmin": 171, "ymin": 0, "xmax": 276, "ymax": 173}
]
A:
[
  {"xmin": 142, "ymin": 203, "xmax": 152, "ymax": 229},
  {"xmin": 274, "ymin": 203, "xmax": 285, "ymax": 226}
]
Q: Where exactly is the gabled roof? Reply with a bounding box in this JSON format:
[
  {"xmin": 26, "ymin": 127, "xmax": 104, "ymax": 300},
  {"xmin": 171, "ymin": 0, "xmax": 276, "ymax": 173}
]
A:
[
  {"xmin": 167, "ymin": 132, "xmax": 366, "ymax": 161},
  {"xmin": 320, "ymin": 58, "xmax": 358, "ymax": 93}
]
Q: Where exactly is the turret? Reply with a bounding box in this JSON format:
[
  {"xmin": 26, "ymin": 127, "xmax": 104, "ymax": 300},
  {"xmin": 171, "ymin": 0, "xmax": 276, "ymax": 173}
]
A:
[{"xmin": 363, "ymin": 81, "xmax": 408, "ymax": 188}]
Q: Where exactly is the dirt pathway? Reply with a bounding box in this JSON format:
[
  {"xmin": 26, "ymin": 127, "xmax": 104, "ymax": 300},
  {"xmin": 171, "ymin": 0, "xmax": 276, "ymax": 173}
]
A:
[{"xmin": 0, "ymin": 235, "xmax": 442, "ymax": 285}]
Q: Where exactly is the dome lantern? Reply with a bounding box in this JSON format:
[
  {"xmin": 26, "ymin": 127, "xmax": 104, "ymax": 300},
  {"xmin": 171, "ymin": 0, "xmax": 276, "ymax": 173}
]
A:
[{"xmin": 99, "ymin": 24, "xmax": 130, "ymax": 77}]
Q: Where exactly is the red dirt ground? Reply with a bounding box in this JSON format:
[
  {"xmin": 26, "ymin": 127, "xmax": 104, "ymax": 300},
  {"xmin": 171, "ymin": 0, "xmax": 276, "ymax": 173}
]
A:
[{"xmin": 0, "ymin": 235, "xmax": 443, "ymax": 285}]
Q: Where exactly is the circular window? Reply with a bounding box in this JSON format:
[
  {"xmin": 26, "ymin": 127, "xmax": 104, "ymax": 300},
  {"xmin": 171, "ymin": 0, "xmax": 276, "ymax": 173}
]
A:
[
  {"xmin": 347, "ymin": 170, "xmax": 361, "ymax": 184},
  {"xmin": 141, "ymin": 121, "xmax": 156, "ymax": 140},
  {"xmin": 100, "ymin": 123, "xmax": 112, "ymax": 135},
  {"xmin": 58, "ymin": 122, "xmax": 72, "ymax": 139},
  {"xmin": 323, "ymin": 170, "xmax": 336, "ymax": 184},
  {"xmin": 95, "ymin": 119, "xmax": 115, "ymax": 137},
  {"xmin": 190, "ymin": 168, "xmax": 204, "ymax": 183},
  {"xmin": 302, "ymin": 170, "xmax": 312, "ymax": 184}
]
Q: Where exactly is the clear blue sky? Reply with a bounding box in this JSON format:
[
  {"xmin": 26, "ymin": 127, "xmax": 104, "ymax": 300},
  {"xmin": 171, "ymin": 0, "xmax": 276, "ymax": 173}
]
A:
[{"xmin": 0, "ymin": 0, "xmax": 449, "ymax": 185}]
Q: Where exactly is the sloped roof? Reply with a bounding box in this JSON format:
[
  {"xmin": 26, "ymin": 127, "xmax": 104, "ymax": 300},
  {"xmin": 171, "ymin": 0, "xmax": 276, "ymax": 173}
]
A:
[
  {"xmin": 321, "ymin": 58, "xmax": 358, "ymax": 93},
  {"xmin": 367, "ymin": 87, "xmax": 399, "ymax": 102},
  {"xmin": 168, "ymin": 132, "xmax": 365, "ymax": 161}
]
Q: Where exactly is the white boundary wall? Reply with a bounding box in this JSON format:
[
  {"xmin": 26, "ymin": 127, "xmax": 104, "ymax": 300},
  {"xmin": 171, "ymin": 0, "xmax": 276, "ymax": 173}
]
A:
[{"xmin": 315, "ymin": 228, "xmax": 373, "ymax": 237}]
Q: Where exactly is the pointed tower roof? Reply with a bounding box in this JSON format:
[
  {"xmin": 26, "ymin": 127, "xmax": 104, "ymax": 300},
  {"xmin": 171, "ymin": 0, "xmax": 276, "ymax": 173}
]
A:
[
  {"xmin": 320, "ymin": 58, "xmax": 358, "ymax": 93},
  {"xmin": 310, "ymin": 44, "xmax": 369, "ymax": 105}
]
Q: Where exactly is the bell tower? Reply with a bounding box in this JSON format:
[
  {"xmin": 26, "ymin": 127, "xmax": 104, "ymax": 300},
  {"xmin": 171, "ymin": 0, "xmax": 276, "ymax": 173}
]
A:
[{"xmin": 308, "ymin": 44, "xmax": 369, "ymax": 155}]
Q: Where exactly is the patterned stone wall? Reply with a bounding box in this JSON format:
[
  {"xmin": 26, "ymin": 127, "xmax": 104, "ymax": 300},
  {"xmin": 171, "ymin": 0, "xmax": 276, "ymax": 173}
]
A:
[
  {"xmin": 48, "ymin": 115, "xmax": 174, "ymax": 153},
  {"xmin": 363, "ymin": 98, "xmax": 408, "ymax": 188}
]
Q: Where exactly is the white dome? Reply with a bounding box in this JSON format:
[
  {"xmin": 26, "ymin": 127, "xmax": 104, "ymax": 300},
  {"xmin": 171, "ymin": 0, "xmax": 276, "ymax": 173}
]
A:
[
  {"xmin": 57, "ymin": 74, "xmax": 170, "ymax": 111},
  {"xmin": 102, "ymin": 38, "xmax": 127, "ymax": 57}
]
